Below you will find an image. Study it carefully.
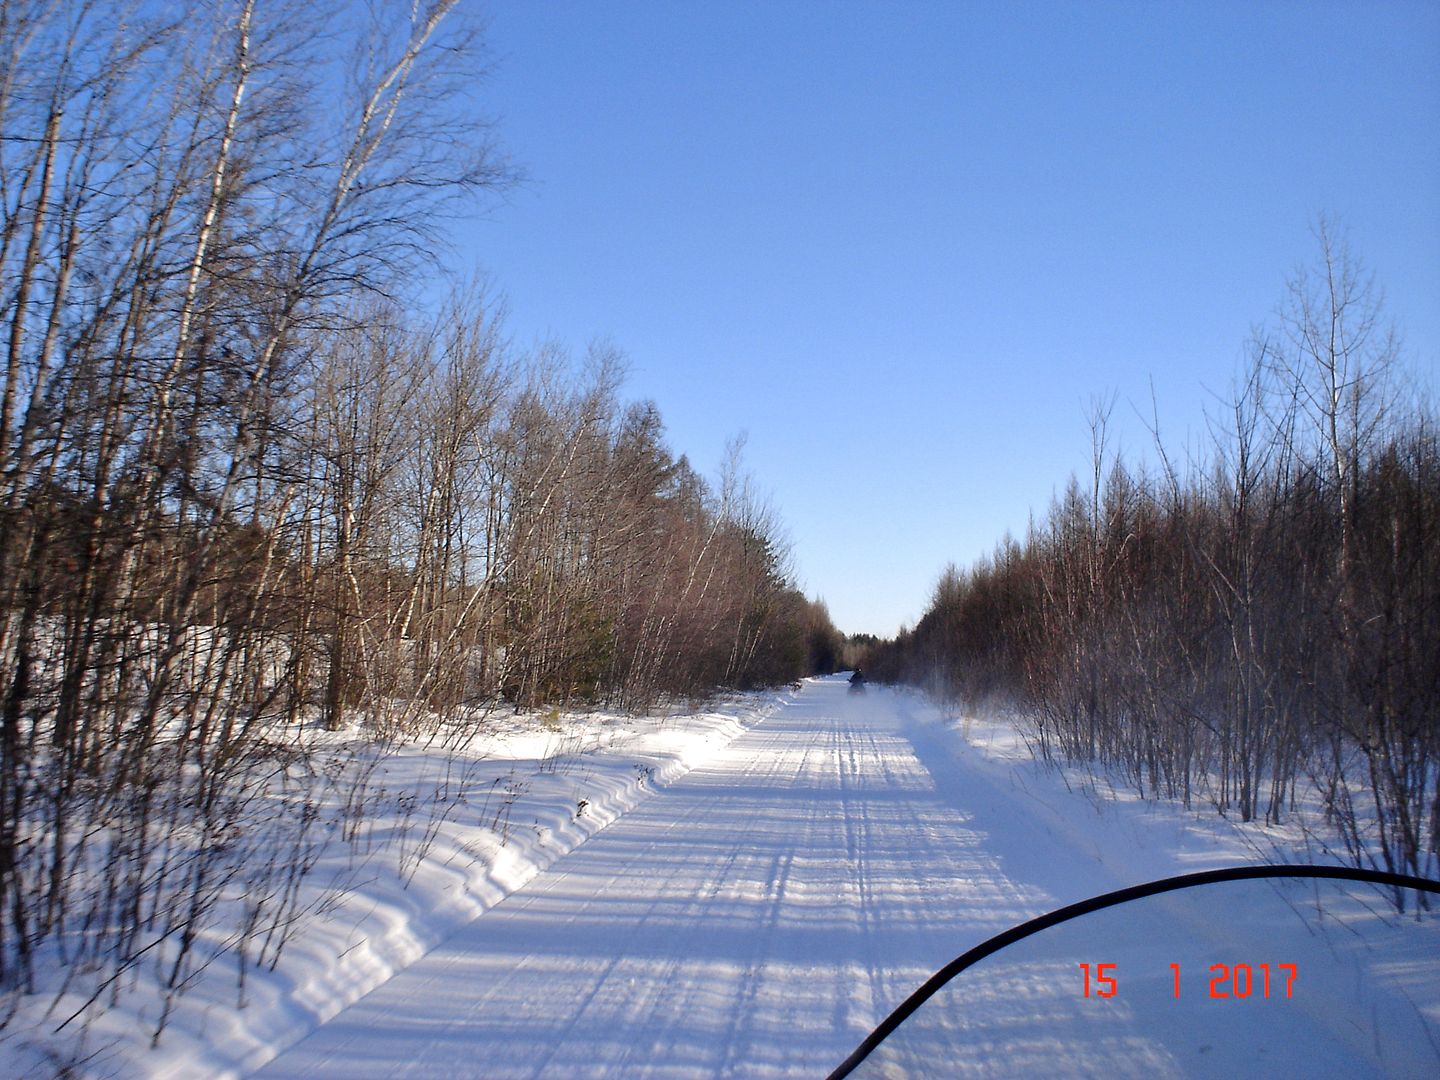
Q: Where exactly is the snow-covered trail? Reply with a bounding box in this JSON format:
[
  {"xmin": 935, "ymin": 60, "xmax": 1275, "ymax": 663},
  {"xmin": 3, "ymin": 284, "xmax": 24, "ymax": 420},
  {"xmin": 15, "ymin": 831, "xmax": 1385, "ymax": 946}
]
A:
[
  {"xmin": 251, "ymin": 679, "xmax": 1052, "ymax": 1078},
  {"xmin": 249, "ymin": 678, "xmax": 1421, "ymax": 1079}
]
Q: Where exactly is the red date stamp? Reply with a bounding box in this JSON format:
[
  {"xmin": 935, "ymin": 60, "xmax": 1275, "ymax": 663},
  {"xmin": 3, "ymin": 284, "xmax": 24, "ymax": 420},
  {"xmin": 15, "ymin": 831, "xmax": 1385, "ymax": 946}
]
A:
[{"xmin": 1080, "ymin": 962, "xmax": 1298, "ymax": 999}]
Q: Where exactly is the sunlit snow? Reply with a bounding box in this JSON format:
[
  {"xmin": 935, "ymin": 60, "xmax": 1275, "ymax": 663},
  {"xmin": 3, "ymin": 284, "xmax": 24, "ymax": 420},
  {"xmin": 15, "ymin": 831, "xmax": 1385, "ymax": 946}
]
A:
[{"xmin": 14, "ymin": 678, "xmax": 1436, "ymax": 1078}]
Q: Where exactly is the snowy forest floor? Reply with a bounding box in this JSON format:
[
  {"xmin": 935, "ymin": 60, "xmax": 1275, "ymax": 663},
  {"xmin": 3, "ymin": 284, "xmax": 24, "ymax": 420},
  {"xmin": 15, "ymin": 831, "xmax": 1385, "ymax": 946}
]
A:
[{"xmin": 9, "ymin": 677, "xmax": 1437, "ymax": 1078}]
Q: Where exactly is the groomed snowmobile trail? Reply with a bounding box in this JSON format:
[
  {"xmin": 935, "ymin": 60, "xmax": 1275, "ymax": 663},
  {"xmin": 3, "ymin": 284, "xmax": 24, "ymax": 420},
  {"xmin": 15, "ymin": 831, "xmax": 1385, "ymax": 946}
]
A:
[{"xmin": 252, "ymin": 677, "xmax": 1431, "ymax": 1079}]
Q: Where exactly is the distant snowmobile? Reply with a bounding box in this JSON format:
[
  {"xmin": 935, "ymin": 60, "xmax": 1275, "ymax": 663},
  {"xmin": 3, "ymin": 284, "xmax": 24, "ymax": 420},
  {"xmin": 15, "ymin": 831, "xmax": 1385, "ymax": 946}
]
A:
[{"xmin": 848, "ymin": 669, "xmax": 866, "ymax": 694}]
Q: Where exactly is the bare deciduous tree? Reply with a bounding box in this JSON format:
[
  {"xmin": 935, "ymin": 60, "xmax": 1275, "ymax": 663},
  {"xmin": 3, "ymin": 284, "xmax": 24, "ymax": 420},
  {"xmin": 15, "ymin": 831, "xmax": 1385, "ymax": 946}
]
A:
[{"xmin": 866, "ymin": 224, "xmax": 1436, "ymax": 908}]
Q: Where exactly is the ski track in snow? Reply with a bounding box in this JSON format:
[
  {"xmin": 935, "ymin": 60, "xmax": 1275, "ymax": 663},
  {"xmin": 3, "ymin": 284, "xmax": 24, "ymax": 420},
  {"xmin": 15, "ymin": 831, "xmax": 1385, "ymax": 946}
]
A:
[{"xmin": 244, "ymin": 677, "xmax": 1439, "ymax": 1079}]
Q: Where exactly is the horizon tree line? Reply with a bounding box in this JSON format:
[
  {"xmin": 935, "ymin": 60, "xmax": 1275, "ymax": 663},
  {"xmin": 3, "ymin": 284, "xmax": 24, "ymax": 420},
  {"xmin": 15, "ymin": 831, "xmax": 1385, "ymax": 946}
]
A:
[{"xmin": 866, "ymin": 222, "xmax": 1438, "ymax": 907}]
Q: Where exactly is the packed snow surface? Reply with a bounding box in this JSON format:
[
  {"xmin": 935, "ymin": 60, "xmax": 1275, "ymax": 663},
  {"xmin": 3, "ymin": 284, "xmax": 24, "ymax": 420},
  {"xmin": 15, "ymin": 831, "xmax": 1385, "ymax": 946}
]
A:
[
  {"xmin": 249, "ymin": 678, "xmax": 1437, "ymax": 1079},
  {"xmin": 16, "ymin": 677, "xmax": 1436, "ymax": 1077}
]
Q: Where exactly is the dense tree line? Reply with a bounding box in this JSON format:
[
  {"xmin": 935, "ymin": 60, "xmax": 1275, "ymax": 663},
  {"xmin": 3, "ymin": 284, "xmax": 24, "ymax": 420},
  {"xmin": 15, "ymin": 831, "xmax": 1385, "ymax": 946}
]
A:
[
  {"xmin": 298, "ymin": 323, "xmax": 827, "ymax": 722},
  {"xmin": 868, "ymin": 226, "xmax": 1438, "ymax": 903},
  {"xmin": 0, "ymin": 0, "xmax": 833, "ymax": 1034}
]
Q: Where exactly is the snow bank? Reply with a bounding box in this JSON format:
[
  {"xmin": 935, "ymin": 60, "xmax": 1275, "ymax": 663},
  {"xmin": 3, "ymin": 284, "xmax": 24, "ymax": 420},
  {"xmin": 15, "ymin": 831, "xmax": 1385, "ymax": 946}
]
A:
[{"xmin": 3, "ymin": 689, "xmax": 795, "ymax": 1079}]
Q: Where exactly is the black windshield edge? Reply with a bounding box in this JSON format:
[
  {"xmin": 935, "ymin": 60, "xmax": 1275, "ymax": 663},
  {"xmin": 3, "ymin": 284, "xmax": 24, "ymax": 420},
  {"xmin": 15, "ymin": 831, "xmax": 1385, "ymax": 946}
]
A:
[{"xmin": 827, "ymin": 863, "xmax": 1440, "ymax": 1080}]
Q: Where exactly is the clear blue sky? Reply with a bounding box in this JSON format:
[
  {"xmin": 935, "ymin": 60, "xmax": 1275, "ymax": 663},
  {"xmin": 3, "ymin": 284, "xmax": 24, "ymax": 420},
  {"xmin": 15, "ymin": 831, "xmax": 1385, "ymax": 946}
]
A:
[{"xmin": 454, "ymin": 0, "xmax": 1440, "ymax": 638}]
